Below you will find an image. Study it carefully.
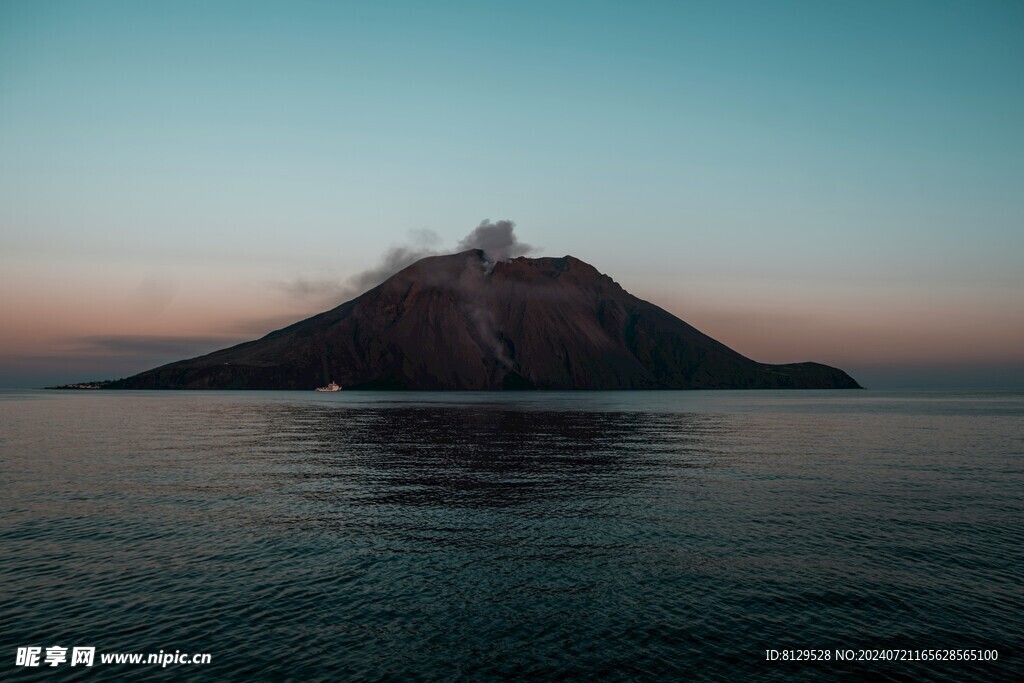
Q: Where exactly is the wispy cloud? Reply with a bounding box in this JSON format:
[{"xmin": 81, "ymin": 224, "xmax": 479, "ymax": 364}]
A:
[
  {"xmin": 227, "ymin": 313, "xmax": 317, "ymax": 337},
  {"xmin": 273, "ymin": 277, "xmax": 354, "ymax": 309},
  {"xmin": 275, "ymin": 221, "xmax": 538, "ymax": 307},
  {"xmin": 69, "ymin": 335, "xmax": 242, "ymax": 359},
  {"xmin": 274, "ymin": 228, "xmax": 444, "ymax": 307},
  {"xmin": 0, "ymin": 335, "xmax": 249, "ymax": 386}
]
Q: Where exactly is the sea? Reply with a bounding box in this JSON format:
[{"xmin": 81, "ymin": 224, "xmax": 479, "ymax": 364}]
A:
[{"xmin": 1, "ymin": 389, "xmax": 1021, "ymax": 681}]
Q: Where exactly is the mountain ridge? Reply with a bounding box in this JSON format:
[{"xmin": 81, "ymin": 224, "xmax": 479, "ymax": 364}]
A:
[{"xmin": 107, "ymin": 251, "xmax": 861, "ymax": 390}]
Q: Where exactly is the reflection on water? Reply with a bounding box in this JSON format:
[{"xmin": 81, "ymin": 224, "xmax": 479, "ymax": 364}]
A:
[
  {"xmin": 0, "ymin": 391, "xmax": 1021, "ymax": 681},
  {"xmin": 251, "ymin": 405, "xmax": 725, "ymax": 508}
]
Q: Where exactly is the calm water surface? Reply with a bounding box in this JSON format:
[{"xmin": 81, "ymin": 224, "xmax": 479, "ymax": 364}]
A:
[{"xmin": 1, "ymin": 390, "xmax": 1021, "ymax": 681}]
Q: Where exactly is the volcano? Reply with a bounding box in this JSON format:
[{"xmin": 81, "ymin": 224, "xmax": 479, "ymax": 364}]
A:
[{"xmin": 109, "ymin": 251, "xmax": 860, "ymax": 390}]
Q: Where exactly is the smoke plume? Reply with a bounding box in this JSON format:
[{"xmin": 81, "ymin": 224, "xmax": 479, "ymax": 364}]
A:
[
  {"xmin": 346, "ymin": 228, "xmax": 443, "ymax": 295},
  {"xmin": 280, "ymin": 220, "xmax": 537, "ymax": 306},
  {"xmin": 456, "ymin": 219, "xmax": 536, "ymax": 263}
]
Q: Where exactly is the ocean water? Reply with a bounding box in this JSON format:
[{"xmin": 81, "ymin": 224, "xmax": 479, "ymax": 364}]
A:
[{"xmin": 0, "ymin": 389, "xmax": 1021, "ymax": 681}]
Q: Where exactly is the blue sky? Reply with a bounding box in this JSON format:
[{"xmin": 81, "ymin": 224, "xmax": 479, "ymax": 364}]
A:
[{"xmin": 1, "ymin": 0, "xmax": 1022, "ymax": 387}]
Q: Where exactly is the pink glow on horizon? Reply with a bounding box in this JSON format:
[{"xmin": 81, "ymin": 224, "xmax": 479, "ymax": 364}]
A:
[{"xmin": 4, "ymin": 264, "xmax": 1021, "ymax": 384}]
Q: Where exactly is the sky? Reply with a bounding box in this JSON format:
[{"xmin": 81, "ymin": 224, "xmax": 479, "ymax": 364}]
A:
[{"xmin": 1, "ymin": 0, "xmax": 1022, "ymax": 388}]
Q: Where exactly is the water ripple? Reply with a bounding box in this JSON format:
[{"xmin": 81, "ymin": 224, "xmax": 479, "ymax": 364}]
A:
[{"xmin": 1, "ymin": 390, "xmax": 1021, "ymax": 680}]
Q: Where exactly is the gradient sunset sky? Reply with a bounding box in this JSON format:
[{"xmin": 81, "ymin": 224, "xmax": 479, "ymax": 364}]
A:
[{"xmin": 2, "ymin": 0, "xmax": 1022, "ymax": 388}]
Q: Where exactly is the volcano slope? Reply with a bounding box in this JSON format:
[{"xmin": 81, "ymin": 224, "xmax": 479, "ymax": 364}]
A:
[{"xmin": 110, "ymin": 250, "xmax": 861, "ymax": 390}]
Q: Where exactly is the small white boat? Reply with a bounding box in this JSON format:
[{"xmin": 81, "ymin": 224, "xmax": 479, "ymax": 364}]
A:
[{"xmin": 315, "ymin": 381, "xmax": 341, "ymax": 392}]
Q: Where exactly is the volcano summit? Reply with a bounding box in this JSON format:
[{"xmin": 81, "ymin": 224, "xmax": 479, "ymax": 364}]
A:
[{"xmin": 110, "ymin": 251, "xmax": 860, "ymax": 390}]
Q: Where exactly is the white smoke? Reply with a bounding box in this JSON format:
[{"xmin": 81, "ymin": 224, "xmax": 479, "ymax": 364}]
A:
[
  {"xmin": 281, "ymin": 220, "xmax": 538, "ymax": 305},
  {"xmin": 346, "ymin": 228, "xmax": 443, "ymax": 294},
  {"xmin": 456, "ymin": 219, "xmax": 536, "ymax": 264},
  {"xmin": 452, "ymin": 259, "xmax": 512, "ymax": 369}
]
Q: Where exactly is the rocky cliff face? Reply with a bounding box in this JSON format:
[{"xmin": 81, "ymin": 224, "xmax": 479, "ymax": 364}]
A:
[{"xmin": 110, "ymin": 251, "xmax": 861, "ymax": 390}]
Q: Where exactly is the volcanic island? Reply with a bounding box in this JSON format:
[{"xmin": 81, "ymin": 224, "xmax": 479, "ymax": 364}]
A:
[{"xmin": 98, "ymin": 251, "xmax": 860, "ymax": 390}]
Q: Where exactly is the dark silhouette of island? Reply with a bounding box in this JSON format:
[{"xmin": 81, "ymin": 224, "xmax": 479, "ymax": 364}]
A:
[{"xmin": 107, "ymin": 251, "xmax": 860, "ymax": 390}]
